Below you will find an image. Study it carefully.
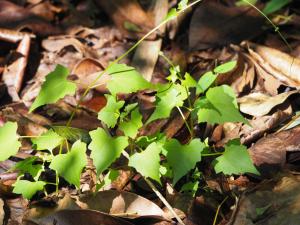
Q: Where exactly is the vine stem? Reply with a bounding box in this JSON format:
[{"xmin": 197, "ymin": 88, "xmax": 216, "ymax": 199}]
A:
[
  {"xmin": 213, "ymin": 196, "xmax": 228, "ymax": 225},
  {"xmin": 176, "ymin": 106, "xmax": 193, "ymax": 137},
  {"xmin": 66, "ymin": 0, "xmax": 203, "ymax": 127},
  {"xmin": 121, "ymin": 150, "xmax": 185, "ymax": 225}
]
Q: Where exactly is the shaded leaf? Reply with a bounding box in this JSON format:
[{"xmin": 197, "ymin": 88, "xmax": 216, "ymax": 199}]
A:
[
  {"xmin": 164, "ymin": 139, "xmax": 205, "ymax": 185},
  {"xmin": 14, "ymin": 157, "xmax": 42, "ymax": 180},
  {"xmin": 0, "ymin": 122, "xmax": 21, "ymax": 161},
  {"xmin": 30, "ymin": 65, "xmax": 76, "ymax": 112},
  {"xmin": 263, "ymin": 0, "xmax": 291, "ymax": 15},
  {"xmin": 197, "ymin": 71, "xmax": 217, "ymax": 94},
  {"xmin": 51, "ymin": 126, "xmax": 91, "ymax": 143},
  {"xmin": 98, "ymin": 95, "xmax": 125, "ymax": 128},
  {"xmin": 88, "ymin": 128, "xmax": 128, "ymax": 176},
  {"xmin": 13, "ymin": 180, "xmax": 45, "ymax": 199},
  {"xmin": 97, "ymin": 169, "xmax": 119, "ymax": 190},
  {"xmin": 129, "ymin": 142, "xmax": 162, "ymax": 183},
  {"xmin": 50, "ymin": 140, "xmax": 87, "ymax": 188},
  {"xmin": 214, "ymin": 139, "xmax": 259, "ymax": 175}
]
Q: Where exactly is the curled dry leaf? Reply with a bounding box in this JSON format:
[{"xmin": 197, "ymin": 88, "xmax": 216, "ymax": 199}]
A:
[
  {"xmin": 24, "ymin": 209, "xmax": 134, "ymax": 225},
  {"xmin": 189, "ymin": 2, "xmax": 264, "ymax": 50},
  {"xmin": 42, "ymin": 36, "xmax": 99, "ymax": 59},
  {"xmin": 71, "ymin": 58, "xmax": 110, "ymax": 93},
  {"xmin": 77, "ymin": 190, "xmax": 167, "ymax": 219},
  {"xmin": 238, "ymin": 90, "xmax": 298, "ymax": 117},
  {"xmin": 0, "ymin": 28, "xmax": 35, "ymax": 43},
  {"xmin": 246, "ymin": 42, "xmax": 300, "ymax": 88},
  {"xmin": 2, "ymin": 34, "xmax": 31, "ymax": 101}
]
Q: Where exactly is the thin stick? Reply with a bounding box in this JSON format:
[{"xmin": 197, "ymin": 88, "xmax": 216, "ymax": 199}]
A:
[
  {"xmin": 176, "ymin": 106, "xmax": 193, "ymax": 137},
  {"xmin": 144, "ymin": 178, "xmax": 185, "ymax": 225}
]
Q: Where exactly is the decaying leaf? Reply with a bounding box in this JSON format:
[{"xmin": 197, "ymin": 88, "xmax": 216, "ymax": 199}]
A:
[
  {"xmin": 77, "ymin": 190, "xmax": 166, "ymax": 219},
  {"xmin": 238, "ymin": 90, "xmax": 298, "ymax": 117}
]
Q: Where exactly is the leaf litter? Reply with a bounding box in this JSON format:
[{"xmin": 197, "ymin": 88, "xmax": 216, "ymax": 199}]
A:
[{"xmin": 0, "ymin": 0, "xmax": 300, "ymax": 225}]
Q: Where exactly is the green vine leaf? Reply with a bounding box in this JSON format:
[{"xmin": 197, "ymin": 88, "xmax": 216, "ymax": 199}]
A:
[
  {"xmin": 98, "ymin": 95, "xmax": 125, "ymax": 128},
  {"xmin": 30, "ymin": 65, "xmax": 76, "ymax": 112},
  {"xmin": 213, "ymin": 61, "xmax": 237, "ymax": 74},
  {"xmin": 89, "ymin": 128, "xmax": 128, "ymax": 176},
  {"xmin": 119, "ymin": 108, "xmax": 143, "ymax": 138},
  {"xmin": 14, "ymin": 157, "xmax": 42, "ymax": 180},
  {"xmin": 197, "ymin": 71, "xmax": 217, "ymax": 94},
  {"xmin": 164, "ymin": 139, "xmax": 205, "ymax": 185},
  {"xmin": 97, "ymin": 169, "xmax": 119, "ymax": 191},
  {"xmin": 147, "ymin": 84, "xmax": 187, "ymax": 123},
  {"xmin": 13, "ymin": 180, "xmax": 46, "ymax": 199},
  {"xmin": 214, "ymin": 139, "xmax": 259, "ymax": 175},
  {"xmin": 106, "ymin": 63, "xmax": 153, "ymax": 95},
  {"xmin": 263, "ymin": 0, "xmax": 291, "ymax": 15},
  {"xmin": 50, "ymin": 126, "xmax": 91, "ymax": 144},
  {"xmin": 50, "ymin": 140, "xmax": 87, "ymax": 188},
  {"xmin": 0, "ymin": 122, "xmax": 21, "ymax": 162},
  {"xmin": 129, "ymin": 142, "xmax": 162, "ymax": 183},
  {"xmin": 181, "ymin": 72, "xmax": 197, "ymax": 89},
  {"xmin": 196, "ymin": 85, "xmax": 248, "ymax": 125},
  {"xmin": 31, "ymin": 129, "xmax": 64, "ymax": 151}
]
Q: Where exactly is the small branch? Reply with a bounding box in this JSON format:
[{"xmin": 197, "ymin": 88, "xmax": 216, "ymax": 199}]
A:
[{"xmin": 144, "ymin": 178, "xmax": 185, "ymax": 225}]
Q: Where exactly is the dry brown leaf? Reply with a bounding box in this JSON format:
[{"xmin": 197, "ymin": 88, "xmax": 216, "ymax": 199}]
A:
[
  {"xmin": 189, "ymin": 2, "xmax": 264, "ymax": 50},
  {"xmin": 246, "ymin": 42, "xmax": 300, "ymax": 87},
  {"xmin": 238, "ymin": 90, "xmax": 298, "ymax": 117},
  {"xmin": 249, "ymin": 125, "xmax": 300, "ymax": 169},
  {"xmin": 71, "ymin": 58, "xmax": 110, "ymax": 93},
  {"xmin": 229, "ymin": 173, "xmax": 300, "ymax": 225},
  {"xmin": 95, "ymin": 0, "xmax": 154, "ymax": 37},
  {"xmin": 24, "ymin": 209, "xmax": 134, "ymax": 225},
  {"xmin": 77, "ymin": 190, "xmax": 167, "ymax": 219},
  {"xmin": 0, "ymin": 28, "xmax": 35, "ymax": 43},
  {"xmin": 2, "ymin": 34, "xmax": 31, "ymax": 101}
]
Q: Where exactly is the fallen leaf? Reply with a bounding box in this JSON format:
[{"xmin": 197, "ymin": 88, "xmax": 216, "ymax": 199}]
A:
[
  {"xmin": 238, "ymin": 90, "xmax": 298, "ymax": 117},
  {"xmin": 2, "ymin": 34, "xmax": 31, "ymax": 101},
  {"xmin": 77, "ymin": 190, "xmax": 166, "ymax": 219},
  {"xmin": 24, "ymin": 209, "xmax": 134, "ymax": 225},
  {"xmin": 189, "ymin": 2, "xmax": 264, "ymax": 50}
]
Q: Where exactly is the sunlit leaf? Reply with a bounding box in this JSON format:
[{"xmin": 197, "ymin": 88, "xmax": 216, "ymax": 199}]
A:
[
  {"xmin": 196, "ymin": 85, "xmax": 248, "ymax": 125},
  {"xmin": 0, "ymin": 122, "xmax": 21, "ymax": 162},
  {"xmin": 213, "ymin": 61, "xmax": 237, "ymax": 74},
  {"xmin": 129, "ymin": 142, "xmax": 162, "ymax": 183},
  {"xmin": 30, "ymin": 65, "xmax": 76, "ymax": 112},
  {"xmin": 31, "ymin": 129, "xmax": 64, "ymax": 151},
  {"xmin": 13, "ymin": 180, "xmax": 46, "ymax": 199},
  {"xmin": 89, "ymin": 128, "xmax": 128, "ymax": 176},
  {"xmin": 50, "ymin": 140, "xmax": 87, "ymax": 187},
  {"xmin": 147, "ymin": 84, "xmax": 187, "ymax": 123},
  {"xmin": 214, "ymin": 139, "xmax": 259, "ymax": 175},
  {"xmin": 164, "ymin": 139, "xmax": 205, "ymax": 185},
  {"xmin": 119, "ymin": 108, "xmax": 143, "ymax": 138},
  {"xmin": 106, "ymin": 63, "xmax": 153, "ymax": 95},
  {"xmin": 98, "ymin": 95, "xmax": 125, "ymax": 128}
]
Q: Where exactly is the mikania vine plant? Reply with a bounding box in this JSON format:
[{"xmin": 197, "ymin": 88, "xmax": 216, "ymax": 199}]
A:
[{"xmin": 0, "ymin": 0, "xmax": 290, "ymax": 223}]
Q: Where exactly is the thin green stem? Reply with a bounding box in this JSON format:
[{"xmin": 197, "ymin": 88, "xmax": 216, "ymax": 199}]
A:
[
  {"xmin": 213, "ymin": 196, "xmax": 228, "ymax": 225},
  {"xmin": 176, "ymin": 106, "xmax": 193, "ymax": 137},
  {"xmin": 66, "ymin": 0, "xmax": 203, "ymax": 127},
  {"xmin": 202, "ymin": 152, "xmax": 223, "ymax": 157},
  {"xmin": 241, "ymin": 0, "xmax": 292, "ymax": 52}
]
